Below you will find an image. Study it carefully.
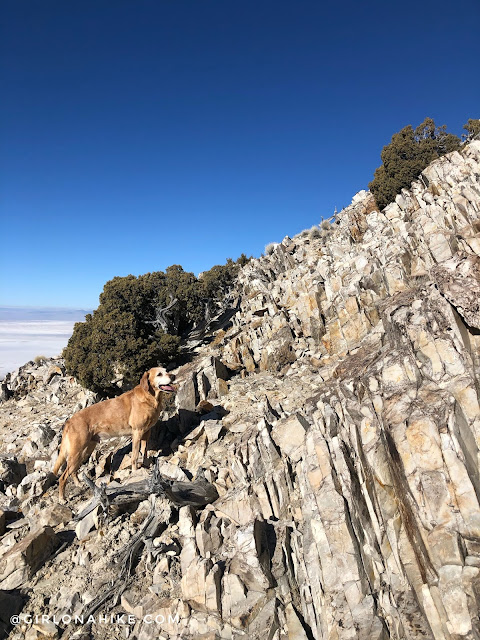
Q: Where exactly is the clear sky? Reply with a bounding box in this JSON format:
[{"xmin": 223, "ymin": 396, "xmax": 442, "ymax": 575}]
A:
[{"xmin": 1, "ymin": 0, "xmax": 479, "ymax": 309}]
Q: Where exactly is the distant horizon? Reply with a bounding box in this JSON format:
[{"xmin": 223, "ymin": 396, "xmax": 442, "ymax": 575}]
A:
[
  {"xmin": 0, "ymin": 306, "xmax": 92, "ymax": 317},
  {"xmin": 0, "ymin": 305, "xmax": 93, "ymax": 311},
  {"xmin": 0, "ymin": 306, "xmax": 90, "ymax": 378}
]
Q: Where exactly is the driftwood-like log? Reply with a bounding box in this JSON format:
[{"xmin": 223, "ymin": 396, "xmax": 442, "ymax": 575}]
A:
[
  {"xmin": 60, "ymin": 463, "xmax": 219, "ymax": 638},
  {"xmin": 75, "ymin": 459, "xmax": 219, "ymax": 521}
]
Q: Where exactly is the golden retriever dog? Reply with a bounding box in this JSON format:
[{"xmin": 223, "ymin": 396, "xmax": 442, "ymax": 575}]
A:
[{"xmin": 53, "ymin": 367, "xmax": 176, "ymax": 501}]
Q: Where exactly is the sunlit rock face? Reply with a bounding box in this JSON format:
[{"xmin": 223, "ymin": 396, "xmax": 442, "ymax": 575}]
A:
[
  {"xmin": 202, "ymin": 141, "xmax": 480, "ymax": 639},
  {"xmin": 1, "ymin": 141, "xmax": 480, "ymax": 640}
]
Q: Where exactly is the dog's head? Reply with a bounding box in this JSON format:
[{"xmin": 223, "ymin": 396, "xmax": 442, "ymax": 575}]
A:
[{"xmin": 140, "ymin": 367, "xmax": 176, "ymax": 395}]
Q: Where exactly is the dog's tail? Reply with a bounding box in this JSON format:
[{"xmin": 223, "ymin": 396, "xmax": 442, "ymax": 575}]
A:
[{"xmin": 52, "ymin": 423, "xmax": 69, "ymax": 475}]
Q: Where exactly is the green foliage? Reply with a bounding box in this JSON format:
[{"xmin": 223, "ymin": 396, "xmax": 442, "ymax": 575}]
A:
[
  {"xmin": 201, "ymin": 263, "xmax": 234, "ymax": 299},
  {"xmin": 64, "ymin": 257, "xmax": 248, "ymax": 395},
  {"xmin": 64, "ymin": 304, "xmax": 181, "ymax": 395},
  {"xmin": 463, "ymin": 119, "xmax": 480, "ymax": 140},
  {"xmin": 369, "ymin": 118, "xmax": 461, "ymax": 210},
  {"xmin": 199, "ymin": 255, "xmax": 251, "ymax": 300},
  {"xmin": 236, "ymin": 253, "xmax": 250, "ymax": 267}
]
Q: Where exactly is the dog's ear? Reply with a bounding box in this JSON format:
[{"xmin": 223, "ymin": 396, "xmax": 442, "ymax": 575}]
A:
[{"xmin": 140, "ymin": 371, "xmax": 151, "ymax": 393}]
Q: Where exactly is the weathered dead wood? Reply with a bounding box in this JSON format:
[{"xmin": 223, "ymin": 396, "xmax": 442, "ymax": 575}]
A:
[
  {"xmin": 57, "ymin": 462, "xmax": 219, "ymax": 636},
  {"xmin": 60, "ymin": 496, "xmax": 164, "ymax": 639},
  {"xmin": 74, "ymin": 477, "xmax": 150, "ymax": 521},
  {"xmin": 145, "ymin": 294, "xmax": 179, "ymax": 332},
  {"xmin": 75, "ymin": 459, "xmax": 219, "ymax": 521},
  {"xmin": 149, "ymin": 465, "xmax": 220, "ymax": 507}
]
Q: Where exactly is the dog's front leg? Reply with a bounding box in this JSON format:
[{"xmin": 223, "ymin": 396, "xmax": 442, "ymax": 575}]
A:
[
  {"xmin": 140, "ymin": 429, "xmax": 151, "ymax": 466},
  {"xmin": 131, "ymin": 431, "xmax": 141, "ymax": 471}
]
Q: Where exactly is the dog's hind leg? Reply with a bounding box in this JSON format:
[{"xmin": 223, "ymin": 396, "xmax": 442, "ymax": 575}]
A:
[
  {"xmin": 71, "ymin": 440, "xmax": 97, "ymax": 486},
  {"xmin": 71, "ymin": 473, "xmax": 82, "ymax": 487},
  {"xmin": 58, "ymin": 465, "xmax": 73, "ymax": 503},
  {"xmin": 58, "ymin": 435, "xmax": 97, "ymax": 501},
  {"xmin": 53, "ymin": 426, "xmax": 70, "ymax": 476},
  {"xmin": 58, "ymin": 450, "xmax": 86, "ymax": 502},
  {"xmin": 53, "ymin": 449, "xmax": 67, "ymax": 476}
]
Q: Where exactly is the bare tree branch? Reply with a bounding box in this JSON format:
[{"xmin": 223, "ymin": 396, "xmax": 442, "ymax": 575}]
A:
[{"xmin": 146, "ymin": 294, "xmax": 179, "ymax": 332}]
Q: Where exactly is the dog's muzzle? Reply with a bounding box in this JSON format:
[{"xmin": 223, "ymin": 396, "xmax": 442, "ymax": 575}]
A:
[{"xmin": 159, "ymin": 384, "xmax": 176, "ymax": 393}]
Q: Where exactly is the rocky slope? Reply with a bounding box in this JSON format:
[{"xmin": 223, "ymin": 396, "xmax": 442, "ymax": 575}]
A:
[{"xmin": 1, "ymin": 141, "xmax": 480, "ymax": 640}]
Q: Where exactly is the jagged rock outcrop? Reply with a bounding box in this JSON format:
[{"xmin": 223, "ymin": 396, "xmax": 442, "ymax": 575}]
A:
[{"xmin": 0, "ymin": 141, "xmax": 479, "ymax": 639}]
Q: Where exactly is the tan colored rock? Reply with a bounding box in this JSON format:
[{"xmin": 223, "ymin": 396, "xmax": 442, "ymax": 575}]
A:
[
  {"xmin": 203, "ymin": 420, "xmax": 223, "ymax": 444},
  {"xmin": 214, "ymin": 488, "xmax": 255, "ymax": 526},
  {"xmin": 44, "ymin": 366, "xmax": 63, "ymax": 385},
  {"xmin": 221, "ymin": 573, "xmax": 265, "ymax": 629},
  {"xmin": 32, "ymin": 620, "xmax": 59, "ymax": 639},
  {"xmin": 271, "ymin": 414, "xmax": 307, "ymax": 462},
  {"xmin": 285, "ymin": 602, "xmax": 309, "ymax": 639},
  {"xmin": 433, "ymin": 253, "xmax": 480, "ymax": 329},
  {"xmin": 121, "ymin": 590, "xmax": 146, "ymax": 618},
  {"xmin": 0, "ymin": 526, "xmax": 59, "ymax": 589},
  {"xmin": 32, "ymin": 503, "xmax": 72, "ymax": 528},
  {"xmin": 75, "ymin": 506, "xmax": 100, "ymax": 541}
]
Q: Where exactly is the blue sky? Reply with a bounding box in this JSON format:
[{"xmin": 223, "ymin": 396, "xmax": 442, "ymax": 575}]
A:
[{"xmin": 1, "ymin": 0, "xmax": 479, "ymax": 309}]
